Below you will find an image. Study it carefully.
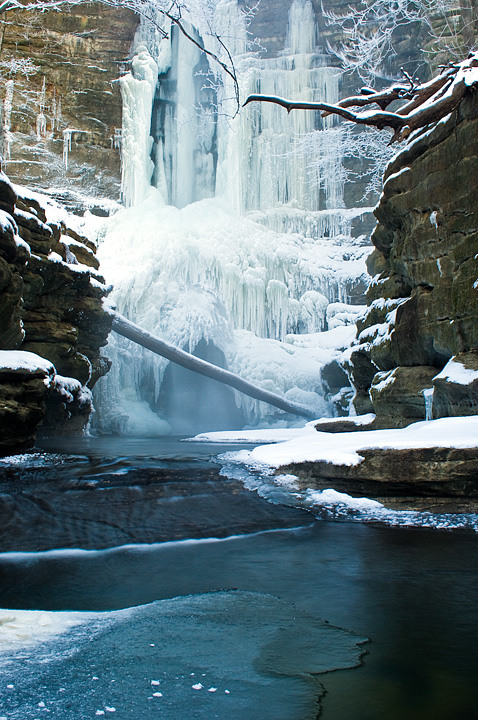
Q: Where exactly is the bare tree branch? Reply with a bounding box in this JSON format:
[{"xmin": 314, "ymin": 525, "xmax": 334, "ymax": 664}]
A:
[
  {"xmin": 243, "ymin": 93, "xmax": 404, "ymax": 130},
  {"xmin": 244, "ymin": 54, "xmax": 478, "ymax": 143}
]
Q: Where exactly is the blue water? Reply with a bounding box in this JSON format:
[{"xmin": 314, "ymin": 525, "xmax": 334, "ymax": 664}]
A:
[{"xmin": 0, "ymin": 437, "xmax": 477, "ymax": 719}]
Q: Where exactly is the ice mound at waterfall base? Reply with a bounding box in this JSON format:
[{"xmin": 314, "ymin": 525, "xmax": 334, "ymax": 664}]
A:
[{"xmin": 94, "ymin": 189, "xmax": 367, "ymax": 434}]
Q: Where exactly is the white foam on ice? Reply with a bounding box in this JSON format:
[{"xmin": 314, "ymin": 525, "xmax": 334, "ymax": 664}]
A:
[{"xmin": 0, "ymin": 609, "xmax": 92, "ymax": 656}]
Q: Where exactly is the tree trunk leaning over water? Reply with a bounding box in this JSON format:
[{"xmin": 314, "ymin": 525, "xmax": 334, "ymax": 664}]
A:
[{"xmin": 111, "ymin": 312, "xmax": 316, "ymax": 420}]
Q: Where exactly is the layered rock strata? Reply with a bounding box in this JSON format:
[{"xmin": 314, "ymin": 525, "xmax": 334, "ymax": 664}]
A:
[
  {"xmin": 0, "ymin": 351, "xmax": 55, "ymax": 455},
  {"xmin": 0, "ymin": 170, "xmax": 112, "ymax": 455},
  {"xmin": 0, "ymin": 3, "xmax": 138, "ymax": 200},
  {"xmin": 347, "ymin": 87, "xmax": 478, "ymax": 428},
  {"xmin": 281, "ymin": 445, "xmax": 478, "ymax": 506}
]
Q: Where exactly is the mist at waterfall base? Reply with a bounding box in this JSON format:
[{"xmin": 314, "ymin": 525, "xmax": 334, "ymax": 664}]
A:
[{"xmin": 92, "ymin": 0, "xmax": 371, "ymax": 436}]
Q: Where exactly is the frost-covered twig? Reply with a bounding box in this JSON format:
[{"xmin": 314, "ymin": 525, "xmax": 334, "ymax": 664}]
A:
[
  {"xmin": 321, "ymin": 0, "xmax": 477, "ymax": 83},
  {"xmin": 294, "ymin": 125, "xmax": 395, "ymax": 200},
  {"xmin": 0, "ymin": 57, "xmax": 39, "ymax": 78}
]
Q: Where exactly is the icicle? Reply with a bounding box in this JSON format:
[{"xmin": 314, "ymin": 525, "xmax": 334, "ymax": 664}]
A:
[
  {"xmin": 63, "ymin": 128, "xmax": 73, "ymax": 170},
  {"xmin": 51, "ymin": 88, "xmax": 62, "ymax": 134},
  {"xmin": 35, "ymin": 77, "xmax": 48, "ymax": 140},
  {"xmin": 56, "ymin": 96, "xmax": 62, "ymax": 130},
  {"xmin": 119, "ymin": 44, "xmax": 158, "ymax": 207},
  {"xmin": 3, "ymin": 79, "xmax": 14, "ymax": 161},
  {"xmin": 422, "ymin": 387, "xmax": 434, "ymax": 421},
  {"xmin": 51, "ymin": 91, "xmax": 57, "ymax": 133},
  {"xmin": 113, "ymin": 128, "xmax": 122, "ymax": 150},
  {"xmin": 285, "ymin": 0, "xmax": 316, "ymax": 55},
  {"xmin": 39, "ymin": 76, "xmax": 46, "ymax": 112},
  {"xmin": 36, "ymin": 113, "xmax": 47, "ymax": 139}
]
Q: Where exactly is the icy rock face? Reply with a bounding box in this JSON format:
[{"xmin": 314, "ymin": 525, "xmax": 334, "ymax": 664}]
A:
[
  {"xmin": 95, "ymin": 0, "xmax": 371, "ymax": 434},
  {"xmin": 0, "ymin": 176, "xmax": 23, "ymax": 350},
  {"xmin": 282, "ymin": 443, "xmax": 478, "ymax": 501},
  {"xmin": 0, "ymin": 4, "xmax": 138, "ymax": 198},
  {"xmin": 349, "ymin": 89, "xmax": 478, "ymax": 425},
  {"xmin": 0, "ymin": 172, "xmax": 113, "ymax": 450}
]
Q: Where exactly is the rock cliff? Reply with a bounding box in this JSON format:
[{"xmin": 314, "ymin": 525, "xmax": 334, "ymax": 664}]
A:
[
  {"xmin": 0, "ymin": 3, "xmax": 138, "ymax": 453},
  {"xmin": 348, "ymin": 87, "xmax": 478, "ymax": 428},
  {"xmin": 0, "ymin": 3, "xmax": 138, "ymax": 201},
  {"xmin": 0, "ymin": 170, "xmax": 112, "ymax": 455}
]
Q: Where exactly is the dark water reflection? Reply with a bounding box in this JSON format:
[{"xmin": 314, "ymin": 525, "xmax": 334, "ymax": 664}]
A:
[{"xmin": 0, "ymin": 437, "xmax": 477, "ymax": 719}]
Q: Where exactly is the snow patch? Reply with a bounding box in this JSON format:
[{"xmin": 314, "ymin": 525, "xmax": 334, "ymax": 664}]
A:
[
  {"xmin": 222, "ymin": 416, "xmax": 478, "ymax": 470},
  {"xmin": 434, "ymin": 358, "xmax": 478, "ymax": 385},
  {"xmin": 53, "ymin": 375, "xmax": 82, "ymax": 402},
  {"xmin": 372, "ymin": 369, "xmax": 396, "ymax": 393},
  {"xmin": 0, "ymin": 350, "xmax": 55, "ymax": 375}
]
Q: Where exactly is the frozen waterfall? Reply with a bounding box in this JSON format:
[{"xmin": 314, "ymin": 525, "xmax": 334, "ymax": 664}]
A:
[{"xmin": 93, "ymin": 0, "xmax": 372, "ymax": 436}]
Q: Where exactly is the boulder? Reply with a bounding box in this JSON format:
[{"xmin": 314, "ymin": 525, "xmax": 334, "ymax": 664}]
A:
[
  {"xmin": 432, "ymin": 351, "xmax": 478, "ymax": 417},
  {"xmin": 39, "ymin": 376, "xmax": 93, "ymax": 437},
  {"xmin": 0, "ymin": 351, "xmax": 55, "ymax": 456},
  {"xmin": 369, "ymin": 366, "xmax": 437, "ymax": 428},
  {"xmin": 281, "ymin": 446, "xmax": 478, "ymax": 501}
]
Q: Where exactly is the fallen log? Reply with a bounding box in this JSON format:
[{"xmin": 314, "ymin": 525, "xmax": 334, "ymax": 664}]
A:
[{"xmin": 111, "ymin": 312, "xmax": 316, "ymax": 420}]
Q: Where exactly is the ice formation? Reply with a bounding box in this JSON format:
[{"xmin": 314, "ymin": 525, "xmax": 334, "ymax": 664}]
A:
[
  {"xmin": 3, "ymin": 80, "xmax": 14, "ymax": 161},
  {"xmin": 94, "ymin": 0, "xmax": 372, "ymax": 435}
]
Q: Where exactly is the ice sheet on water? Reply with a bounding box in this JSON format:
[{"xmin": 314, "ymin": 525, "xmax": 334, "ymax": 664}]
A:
[
  {"xmin": 302, "ymin": 488, "xmax": 478, "ymax": 532},
  {"xmin": 1, "ymin": 591, "xmax": 366, "ymax": 720}
]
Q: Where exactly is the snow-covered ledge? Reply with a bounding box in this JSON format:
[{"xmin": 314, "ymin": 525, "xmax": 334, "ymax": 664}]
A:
[{"xmin": 197, "ymin": 416, "xmax": 478, "ymax": 511}]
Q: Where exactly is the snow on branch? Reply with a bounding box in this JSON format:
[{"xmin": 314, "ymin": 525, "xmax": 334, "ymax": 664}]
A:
[{"xmin": 243, "ymin": 53, "xmax": 478, "ymax": 143}]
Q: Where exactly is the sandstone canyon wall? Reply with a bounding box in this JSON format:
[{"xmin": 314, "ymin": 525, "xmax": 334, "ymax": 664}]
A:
[
  {"xmin": 0, "ymin": 170, "xmax": 112, "ymax": 455},
  {"xmin": 0, "ymin": 3, "xmax": 138, "ymax": 201},
  {"xmin": 349, "ymin": 87, "xmax": 478, "ymax": 427}
]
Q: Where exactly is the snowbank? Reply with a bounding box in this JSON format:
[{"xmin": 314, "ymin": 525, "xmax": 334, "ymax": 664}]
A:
[
  {"xmin": 202, "ymin": 416, "xmax": 478, "ymax": 470},
  {"xmin": 434, "ymin": 358, "xmax": 478, "ymax": 386}
]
